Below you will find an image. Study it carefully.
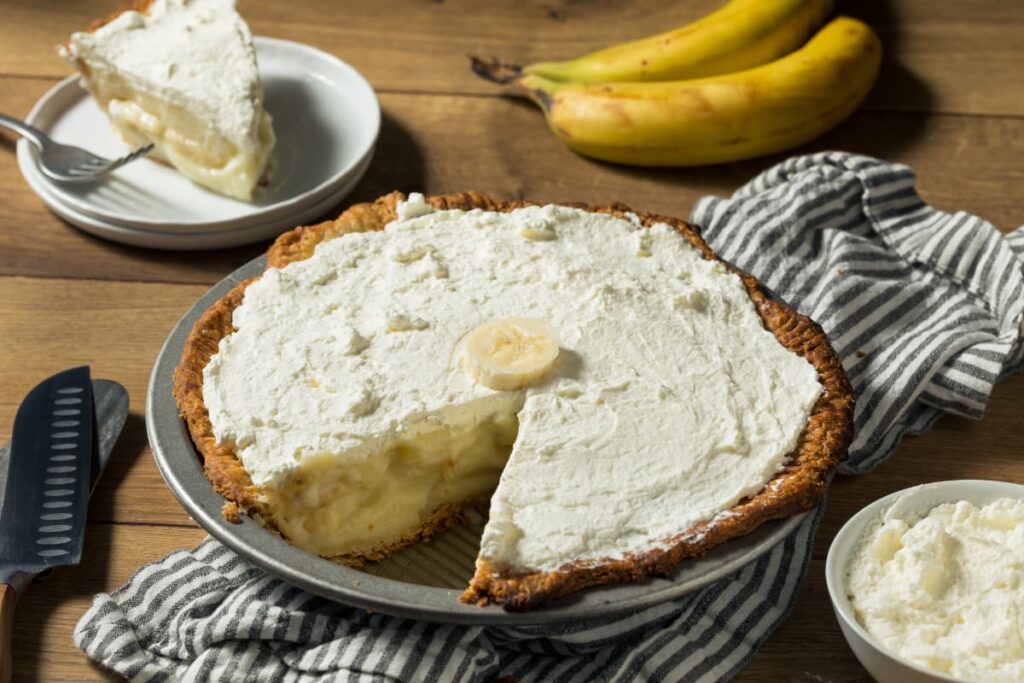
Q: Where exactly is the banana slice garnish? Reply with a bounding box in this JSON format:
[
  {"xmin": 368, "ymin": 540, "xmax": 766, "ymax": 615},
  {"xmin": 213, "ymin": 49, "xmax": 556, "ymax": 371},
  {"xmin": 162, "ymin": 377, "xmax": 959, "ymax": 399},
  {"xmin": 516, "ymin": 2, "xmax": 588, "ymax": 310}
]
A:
[{"xmin": 462, "ymin": 317, "xmax": 560, "ymax": 391}]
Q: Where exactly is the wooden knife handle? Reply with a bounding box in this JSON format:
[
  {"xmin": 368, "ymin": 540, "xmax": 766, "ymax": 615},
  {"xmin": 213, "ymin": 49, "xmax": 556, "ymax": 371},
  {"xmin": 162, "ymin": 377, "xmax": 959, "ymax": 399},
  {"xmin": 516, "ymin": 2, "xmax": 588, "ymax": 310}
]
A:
[{"xmin": 0, "ymin": 583, "xmax": 14, "ymax": 683}]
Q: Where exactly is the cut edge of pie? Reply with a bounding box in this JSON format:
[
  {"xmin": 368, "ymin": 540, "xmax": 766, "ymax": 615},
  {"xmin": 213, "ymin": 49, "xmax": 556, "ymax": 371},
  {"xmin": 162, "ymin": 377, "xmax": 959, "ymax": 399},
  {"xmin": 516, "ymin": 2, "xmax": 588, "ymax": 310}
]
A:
[{"xmin": 173, "ymin": 191, "xmax": 855, "ymax": 610}]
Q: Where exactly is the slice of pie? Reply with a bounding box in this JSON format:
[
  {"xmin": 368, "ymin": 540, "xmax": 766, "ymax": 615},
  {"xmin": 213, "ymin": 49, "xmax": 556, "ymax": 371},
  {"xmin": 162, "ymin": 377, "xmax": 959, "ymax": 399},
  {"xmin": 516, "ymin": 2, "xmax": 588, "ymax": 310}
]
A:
[
  {"xmin": 59, "ymin": 0, "xmax": 275, "ymax": 201},
  {"xmin": 174, "ymin": 192, "xmax": 854, "ymax": 610}
]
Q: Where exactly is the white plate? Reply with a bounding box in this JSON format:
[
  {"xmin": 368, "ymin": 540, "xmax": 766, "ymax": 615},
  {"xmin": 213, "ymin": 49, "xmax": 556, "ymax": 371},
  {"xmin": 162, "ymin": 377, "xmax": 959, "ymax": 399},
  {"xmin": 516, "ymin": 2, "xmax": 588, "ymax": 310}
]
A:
[
  {"xmin": 30, "ymin": 160, "xmax": 367, "ymax": 250},
  {"xmin": 17, "ymin": 37, "xmax": 379, "ymax": 232}
]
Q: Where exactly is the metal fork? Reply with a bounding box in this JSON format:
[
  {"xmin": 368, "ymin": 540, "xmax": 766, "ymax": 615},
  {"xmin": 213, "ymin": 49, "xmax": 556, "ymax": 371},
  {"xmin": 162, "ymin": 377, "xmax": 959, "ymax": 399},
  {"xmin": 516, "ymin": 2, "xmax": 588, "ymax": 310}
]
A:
[{"xmin": 0, "ymin": 113, "xmax": 154, "ymax": 183}]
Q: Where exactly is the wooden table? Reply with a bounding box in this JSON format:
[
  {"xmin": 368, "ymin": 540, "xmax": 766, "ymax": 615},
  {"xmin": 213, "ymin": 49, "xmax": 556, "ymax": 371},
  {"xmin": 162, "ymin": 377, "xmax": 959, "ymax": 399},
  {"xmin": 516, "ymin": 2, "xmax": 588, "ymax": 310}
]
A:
[{"xmin": 0, "ymin": 1, "xmax": 1021, "ymax": 680}]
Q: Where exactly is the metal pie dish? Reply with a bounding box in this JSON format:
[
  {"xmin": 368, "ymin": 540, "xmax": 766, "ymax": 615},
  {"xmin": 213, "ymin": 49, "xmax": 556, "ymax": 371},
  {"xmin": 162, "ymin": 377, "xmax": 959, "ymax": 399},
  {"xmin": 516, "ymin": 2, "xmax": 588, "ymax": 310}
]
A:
[{"xmin": 148, "ymin": 255, "xmax": 808, "ymax": 625}]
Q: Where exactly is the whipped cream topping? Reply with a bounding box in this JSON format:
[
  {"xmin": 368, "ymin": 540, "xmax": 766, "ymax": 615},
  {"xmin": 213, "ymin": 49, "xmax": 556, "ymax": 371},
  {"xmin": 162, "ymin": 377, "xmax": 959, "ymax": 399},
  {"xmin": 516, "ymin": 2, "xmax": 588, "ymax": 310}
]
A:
[
  {"xmin": 62, "ymin": 0, "xmax": 266, "ymax": 154},
  {"xmin": 848, "ymin": 497, "xmax": 1024, "ymax": 681},
  {"xmin": 203, "ymin": 195, "xmax": 823, "ymax": 572}
]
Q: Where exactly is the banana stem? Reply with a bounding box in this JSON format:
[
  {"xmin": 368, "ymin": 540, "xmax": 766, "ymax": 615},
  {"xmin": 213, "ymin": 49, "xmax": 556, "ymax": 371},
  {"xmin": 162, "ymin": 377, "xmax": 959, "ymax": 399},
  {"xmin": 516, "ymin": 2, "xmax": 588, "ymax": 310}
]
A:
[{"xmin": 469, "ymin": 56, "xmax": 523, "ymax": 84}]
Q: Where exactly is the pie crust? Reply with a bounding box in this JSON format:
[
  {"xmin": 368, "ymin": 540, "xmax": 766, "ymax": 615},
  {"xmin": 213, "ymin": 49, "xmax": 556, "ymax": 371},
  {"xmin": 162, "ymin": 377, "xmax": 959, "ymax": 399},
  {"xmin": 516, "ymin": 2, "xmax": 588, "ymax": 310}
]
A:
[
  {"xmin": 84, "ymin": 0, "xmax": 155, "ymax": 33},
  {"xmin": 173, "ymin": 191, "xmax": 855, "ymax": 610}
]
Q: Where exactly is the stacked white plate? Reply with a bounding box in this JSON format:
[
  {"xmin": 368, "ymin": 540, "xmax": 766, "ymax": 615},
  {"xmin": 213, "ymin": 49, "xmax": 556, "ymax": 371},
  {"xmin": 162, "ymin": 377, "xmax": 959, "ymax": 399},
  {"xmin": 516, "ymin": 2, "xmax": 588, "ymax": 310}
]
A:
[{"xmin": 17, "ymin": 38, "xmax": 380, "ymax": 250}]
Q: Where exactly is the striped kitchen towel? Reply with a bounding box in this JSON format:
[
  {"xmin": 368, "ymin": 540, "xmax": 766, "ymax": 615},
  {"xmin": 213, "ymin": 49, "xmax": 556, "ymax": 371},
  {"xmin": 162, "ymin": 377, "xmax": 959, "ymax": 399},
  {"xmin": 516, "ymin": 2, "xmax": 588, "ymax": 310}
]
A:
[{"xmin": 75, "ymin": 153, "xmax": 1024, "ymax": 682}]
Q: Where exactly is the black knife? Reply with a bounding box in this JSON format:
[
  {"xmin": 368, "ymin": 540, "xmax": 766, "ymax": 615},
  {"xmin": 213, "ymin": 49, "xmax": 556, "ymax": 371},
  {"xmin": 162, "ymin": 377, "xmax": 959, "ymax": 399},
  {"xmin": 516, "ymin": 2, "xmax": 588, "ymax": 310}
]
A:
[{"xmin": 0, "ymin": 368, "xmax": 128, "ymax": 682}]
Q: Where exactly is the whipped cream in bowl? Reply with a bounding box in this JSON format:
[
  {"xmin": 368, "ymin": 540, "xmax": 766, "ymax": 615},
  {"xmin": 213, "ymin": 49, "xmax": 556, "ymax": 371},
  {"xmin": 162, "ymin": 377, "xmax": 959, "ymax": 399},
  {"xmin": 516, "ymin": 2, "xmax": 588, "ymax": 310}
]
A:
[{"xmin": 826, "ymin": 480, "xmax": 1024, "ymax": 683}]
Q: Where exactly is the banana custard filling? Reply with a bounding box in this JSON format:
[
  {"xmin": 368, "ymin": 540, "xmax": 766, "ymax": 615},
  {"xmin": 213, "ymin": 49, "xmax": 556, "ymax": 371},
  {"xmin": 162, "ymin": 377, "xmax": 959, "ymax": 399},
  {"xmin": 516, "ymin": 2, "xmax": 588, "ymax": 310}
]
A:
[
  {"xmin": 200, "ymin": 193, "xmax": 826, "ymax": 588},
  {"xmin": 264, "ymin": 409, "xmax": 520, "ymax": 558},
  {"xmin": 60, "ymin": 0, "xmax": 275, "ymax": 200}
]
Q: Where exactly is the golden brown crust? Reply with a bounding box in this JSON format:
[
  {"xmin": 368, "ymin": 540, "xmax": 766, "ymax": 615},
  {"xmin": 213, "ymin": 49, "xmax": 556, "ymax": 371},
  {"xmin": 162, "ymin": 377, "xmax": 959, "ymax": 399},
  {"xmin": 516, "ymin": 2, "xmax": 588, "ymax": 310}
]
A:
[
  {"xmin": 174, "ymin": 192, "xmax": 854, "ymax": 610},
  {"xmin": 84, "ymin": 0, "xmax": 155, "ymax": 34},
  {"xmin": 174, "ymin": 276, "xmax": 268, "ymax": 517}
]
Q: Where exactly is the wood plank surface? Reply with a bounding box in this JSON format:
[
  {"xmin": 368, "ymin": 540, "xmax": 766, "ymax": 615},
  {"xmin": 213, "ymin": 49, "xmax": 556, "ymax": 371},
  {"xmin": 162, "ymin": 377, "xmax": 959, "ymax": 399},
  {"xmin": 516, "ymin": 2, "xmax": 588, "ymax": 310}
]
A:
[
  {"xmin": 0, "ymin": 0, "xmax": 1021, "ymax": 680},
  {"xmin": 0, "ymin": 80, "xmax": 1021, "ymax": 285},
  {"xmin": 2, "ymin": 0, "xmax": 1022, "ymax": 116},
  {"xmin": 0, "ymin": 277, "xmax": 203, "ymax": 527},
  {"xmin": 7, "ymin": 377, "xmax": 1024, "ymax": 682}
]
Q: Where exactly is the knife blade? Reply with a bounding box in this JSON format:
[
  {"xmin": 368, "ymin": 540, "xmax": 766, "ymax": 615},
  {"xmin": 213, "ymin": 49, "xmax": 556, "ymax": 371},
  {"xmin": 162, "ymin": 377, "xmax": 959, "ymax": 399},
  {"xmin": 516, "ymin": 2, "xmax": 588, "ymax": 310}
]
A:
[
  {"xmin": 0, "ymin": 371, "xmax": 128, "ymax": 682},
  {"xmin": 0, "ymin": 380, "xmax": 126, "ymax": 505},
  {"xmin": 0, "ymin": 367, "xmax": 93, "ymax": 570}
]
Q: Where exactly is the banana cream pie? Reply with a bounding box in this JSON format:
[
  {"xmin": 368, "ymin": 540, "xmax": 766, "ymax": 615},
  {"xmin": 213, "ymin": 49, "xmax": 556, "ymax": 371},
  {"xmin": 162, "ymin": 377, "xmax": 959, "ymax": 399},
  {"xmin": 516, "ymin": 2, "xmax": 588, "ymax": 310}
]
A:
[
  {"xmin": 60, "ymin": 0, "xmax": 275, "ymax": 200},
  {"xmin": 174, "ymin": 192, "xmax": 853, "ymax": 609}
]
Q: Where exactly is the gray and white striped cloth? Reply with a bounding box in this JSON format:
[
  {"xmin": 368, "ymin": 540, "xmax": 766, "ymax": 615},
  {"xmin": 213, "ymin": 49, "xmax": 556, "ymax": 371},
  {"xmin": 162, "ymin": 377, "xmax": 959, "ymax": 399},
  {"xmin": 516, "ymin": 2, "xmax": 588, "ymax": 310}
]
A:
[{"xmin": 75, "ymin": 153, "xmax": 1024, "ymax": 682}]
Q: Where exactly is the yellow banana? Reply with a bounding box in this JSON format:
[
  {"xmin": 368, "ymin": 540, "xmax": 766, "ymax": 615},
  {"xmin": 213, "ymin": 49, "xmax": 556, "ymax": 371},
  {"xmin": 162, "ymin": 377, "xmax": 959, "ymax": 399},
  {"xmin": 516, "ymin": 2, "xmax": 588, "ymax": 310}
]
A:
[
  {"xmin": 518, "ymin": 17, "xmax": 881, "ymax": 167},
  {"xmin": 523, "ymin": 0, "xmax": 834, "ymax": 83}
]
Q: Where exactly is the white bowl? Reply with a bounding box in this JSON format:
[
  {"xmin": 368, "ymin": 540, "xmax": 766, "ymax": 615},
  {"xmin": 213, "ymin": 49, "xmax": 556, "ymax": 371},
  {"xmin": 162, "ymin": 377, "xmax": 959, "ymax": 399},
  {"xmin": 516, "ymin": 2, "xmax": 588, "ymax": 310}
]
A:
[{"xmin": 825, "ymin": 479, "xmax": 1024, "ymax": 683}]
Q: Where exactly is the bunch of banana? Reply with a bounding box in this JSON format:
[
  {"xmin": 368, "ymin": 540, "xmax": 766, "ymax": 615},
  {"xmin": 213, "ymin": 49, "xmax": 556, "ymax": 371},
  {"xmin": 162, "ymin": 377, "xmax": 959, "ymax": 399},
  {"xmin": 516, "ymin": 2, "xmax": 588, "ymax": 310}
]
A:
[{"xmin": 472, "ymin": 0, "xmax": 881, "ymax": 166}]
